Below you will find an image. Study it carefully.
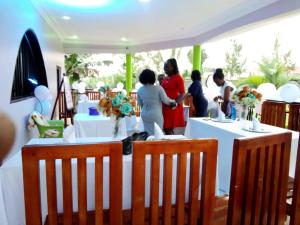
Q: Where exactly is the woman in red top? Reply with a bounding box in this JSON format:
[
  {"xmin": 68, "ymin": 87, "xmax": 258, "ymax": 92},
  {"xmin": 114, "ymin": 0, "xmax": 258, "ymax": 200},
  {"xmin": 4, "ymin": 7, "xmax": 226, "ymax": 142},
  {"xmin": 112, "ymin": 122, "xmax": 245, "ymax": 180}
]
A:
[{"xmin": 162, "ymin": 58, "xmax": 185, "ymax": 134}]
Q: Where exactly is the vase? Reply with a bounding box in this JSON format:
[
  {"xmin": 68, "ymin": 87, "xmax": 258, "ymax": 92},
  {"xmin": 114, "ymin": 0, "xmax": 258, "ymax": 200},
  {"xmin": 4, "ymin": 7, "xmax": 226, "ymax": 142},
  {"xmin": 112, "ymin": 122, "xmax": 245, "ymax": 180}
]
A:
[
  {"xmin": 239, "ymin": 105, "xmax": 255, "ymax": 121},
  {"xmin": 239, "ymin": 105, "xmax": 248, "ymax": 121},
  {"xmin": 113, "ymin": 117, "xmax": 121, "ymax": 138}
]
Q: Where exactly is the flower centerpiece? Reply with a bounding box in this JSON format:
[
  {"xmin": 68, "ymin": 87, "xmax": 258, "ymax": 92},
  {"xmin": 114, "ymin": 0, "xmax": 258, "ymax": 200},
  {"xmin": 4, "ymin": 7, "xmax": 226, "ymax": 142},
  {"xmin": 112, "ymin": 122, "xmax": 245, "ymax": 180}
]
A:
[
  {"xmin": 233, "ymin": 86, "xmax": 262, "ymax": 120},
  {"xmin": 98, "ymin": 86, "xmax": 136, "ymax": 137}
]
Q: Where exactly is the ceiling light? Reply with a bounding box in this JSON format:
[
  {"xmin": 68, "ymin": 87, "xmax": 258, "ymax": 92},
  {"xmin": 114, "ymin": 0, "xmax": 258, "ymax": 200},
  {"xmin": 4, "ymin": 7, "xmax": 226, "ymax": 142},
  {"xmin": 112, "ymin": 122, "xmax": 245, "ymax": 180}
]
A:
[
  {"xmin": 121, "ymin": 37, "xmax": 127, "ymax": 42},
  {"xmin": 71, "ymin": 35, "xmax": 78, "ymax": 39},
  {"xmin": 62, "ymin": 16, "xmax": 71, "ymax": 20},
  {"xmin": 53, "ymin": 0, "xmax": 111, "ymax": 7},
  {"xmin": 139, "ymin": 0, "xmax": 151, "ymax": 3}
]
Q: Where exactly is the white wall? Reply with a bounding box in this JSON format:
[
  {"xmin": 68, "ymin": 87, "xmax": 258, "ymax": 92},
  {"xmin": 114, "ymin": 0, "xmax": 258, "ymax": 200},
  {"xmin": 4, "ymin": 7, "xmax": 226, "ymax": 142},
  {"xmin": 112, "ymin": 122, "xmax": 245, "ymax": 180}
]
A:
[{"xmin": 0, "ymin": 0, "xmax": 64, "ymax": 159}]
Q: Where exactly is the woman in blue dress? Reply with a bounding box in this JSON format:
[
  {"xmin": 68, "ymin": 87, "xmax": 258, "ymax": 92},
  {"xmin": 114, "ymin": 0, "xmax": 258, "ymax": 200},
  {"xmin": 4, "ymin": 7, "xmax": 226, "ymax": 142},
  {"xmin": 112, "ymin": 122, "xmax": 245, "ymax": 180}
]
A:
[
  {"xmin": 188, "ymin": 70, "xmax": 208, "ymax": 117},
  {"xmin": 137, "ymin": 69, "xmax": 176, "ymax": 135}
]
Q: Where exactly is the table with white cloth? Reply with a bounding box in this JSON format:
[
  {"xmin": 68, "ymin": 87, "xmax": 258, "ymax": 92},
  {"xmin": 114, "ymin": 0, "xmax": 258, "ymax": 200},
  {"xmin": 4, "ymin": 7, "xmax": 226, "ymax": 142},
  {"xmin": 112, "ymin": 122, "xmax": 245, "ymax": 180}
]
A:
[
  {"xmin": 77, "ymin": 100, "xmax": 99, "ymax": 114},
  {"xmin": 185, "ymin": 118, "xmax": 299, "ymax": 194},
  {"xmin": 74, "ymin": 113, "xmax": 118, "ymax": 137},
  {"xmin": 183, "ymin": 105, "xmax": 189, "ymax": 122},
  {"xmin": 74, "ymin": 113, "xmax": 139, "ymax": 138},
  {"xmin": 77, "ymin": 100, "xmax": 190, "ymax": 122},
  {"xmin": 0, "ymin": 135, "xmax": 202, "ymax": 225}
]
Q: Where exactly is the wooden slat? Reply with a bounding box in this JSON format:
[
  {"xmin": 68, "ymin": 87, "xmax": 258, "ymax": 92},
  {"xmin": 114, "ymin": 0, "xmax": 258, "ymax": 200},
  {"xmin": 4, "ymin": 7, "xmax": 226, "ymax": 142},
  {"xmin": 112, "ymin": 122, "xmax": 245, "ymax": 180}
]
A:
[
  {"xmin": 109, "ymin": 144, "xmax": 123, "ymax": 225},
  {"xmin": 290, "ymin": 134, "xmax": 300, "ymax": 225},
  {"xmin": 260, "ymin": 146, "xmax": 273, "ymax": 225},
  {"xmin": 163, "ymin": 154, "xmax": 173, "ymax": 225},
  {"xmin": 95, "ymin": 156, "xmax": 103, "ymax": 225},
  {"xmin": 276, "ymin": 142, "xmax": 290, "ymax": 225},
  {"xmin": 22, "ymin": 151, "xmax": 42, "ymax": 225},
  {"xmin": 200, "ymin": 142, "xmax": 217, "ymax": 225},
  {"xmin": 23, "ymin": 143, "xmax": 110, "ymax": 159},
  {"xmin": 62, "ymin": 159, "xmax": 73, "ymax": 225},
  {"xmin": 46, "ymin": 159, "xmax": 58, "ymax": 225},
  {"xmin": 241, "ymin": 150, "xmax": 257, "ymax": 225},
  {"xmin": 188, "ymin": 153, "xmax": 200, "ymax": 225},
  {"xmin": 250, "ymin": 148, "xmax": 265, "ymax": 225},
  {"xmin": 150, "ymin": 154, "xmax": 160, "ymax": 225},
  {"xmin": 267, "ymin": 145, "xmax": 281, "ymax": 225},
  {"xmin": 175, "ymin": 153, "xmax": 187, "ymax": 225},
  {"xmin": 288, "ymin": 103, "xmax": 300, "ymax": 131},
  {"xmin": 227, "ymin": 142, "xmax": 247, "ymax": 225},
  {"xmin": 132, "ymin": 148, "xmax": 146, "ymax": 225},
  {"xmin": 77, "ymin": 158, "xmax": 87, "ymax": 225}
]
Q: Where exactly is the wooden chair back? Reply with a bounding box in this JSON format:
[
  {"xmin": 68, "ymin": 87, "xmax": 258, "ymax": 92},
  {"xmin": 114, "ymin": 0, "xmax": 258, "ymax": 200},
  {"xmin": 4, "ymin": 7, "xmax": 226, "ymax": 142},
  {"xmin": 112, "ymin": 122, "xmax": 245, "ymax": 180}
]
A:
[
  {"xmin": 108, "ymin": 91, "xmax": 117, "ymax": 98},
  {"xmin": 288, "ymin": 103, "xmax": 300, "ymax": 132},
  {"xmin": 87, "ymin": 91, "xmax": 100, "ymax": 100},
  {"xmin": 129, "ymin": 92, "xmax": 137, "ymax": 100},
  {"xmin": 129, "ymin": 92, "xmax": 140, "ymax": 116},
  {"xmin": 58, "ymin": 92, "xmax": 74, "ymax": 126},
  {"xmin": 22, "ymin": 142, "xmax": 123, "ymax": 225},
  {"xmin": 184, "ymin": 95, "xmax": 196, "ymax": 117},
  {"xmin": 289, "ymin": 133, "xmax": 300, "ymax": 225},
  {"xmin": 261, "ymin": 100, "xmax": 286, "ymax": 128},
  {"xmin": 227, "ymin": 132, "xmax": 292, "ymax": 225},
  {"xmin": 131, "ymin": 139, "xmax": 218, "ymax": 225}
]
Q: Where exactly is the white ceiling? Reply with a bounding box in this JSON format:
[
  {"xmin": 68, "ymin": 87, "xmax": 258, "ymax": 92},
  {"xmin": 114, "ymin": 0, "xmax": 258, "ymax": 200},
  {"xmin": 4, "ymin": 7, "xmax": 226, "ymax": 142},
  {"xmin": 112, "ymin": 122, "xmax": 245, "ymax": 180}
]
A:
[{"xmin": 29, "ymin": 0, "xmax": 298, "ymax": 53}]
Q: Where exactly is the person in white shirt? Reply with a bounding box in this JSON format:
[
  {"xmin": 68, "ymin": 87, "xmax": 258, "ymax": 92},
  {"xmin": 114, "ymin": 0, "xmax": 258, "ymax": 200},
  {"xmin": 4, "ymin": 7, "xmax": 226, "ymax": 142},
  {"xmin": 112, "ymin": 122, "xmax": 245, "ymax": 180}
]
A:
[{"xmin": 213, "ymin": 68, "xmax": 236, "ymax": 116}]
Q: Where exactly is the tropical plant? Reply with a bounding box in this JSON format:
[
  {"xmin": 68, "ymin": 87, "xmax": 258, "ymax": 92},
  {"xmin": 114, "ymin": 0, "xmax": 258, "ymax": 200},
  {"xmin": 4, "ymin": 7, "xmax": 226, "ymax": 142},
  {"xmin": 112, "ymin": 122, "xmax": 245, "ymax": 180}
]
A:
[
  {"xmin": 64, "ymin": 53, "xmax": 84, "ymax": 83},
  {"xmin": 224, "ymin": 40, "xmax": 247, "ymax": 80},
  {"xmin": 235, "ymin": 75, "xmax": 265, "ymax": 89},
  {"xmin": 182, "ymin": 69, "xmax": 190, "ymax": 80},
  {"xmin": 258, "ymin": 37, "xmax": 296, "ymax": 88}
]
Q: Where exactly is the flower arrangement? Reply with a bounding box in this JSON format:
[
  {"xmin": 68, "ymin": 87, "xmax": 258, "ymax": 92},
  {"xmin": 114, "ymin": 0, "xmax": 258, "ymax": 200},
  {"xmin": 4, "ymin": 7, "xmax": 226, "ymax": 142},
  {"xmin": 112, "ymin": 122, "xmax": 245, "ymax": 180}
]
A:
[
  {"xmin": 233, "ymin": 86, "xmax": 262, "ymax": 108},
  {"xmin": 98, "ymin": 87, "xmax": 135, "ymax": 119}
]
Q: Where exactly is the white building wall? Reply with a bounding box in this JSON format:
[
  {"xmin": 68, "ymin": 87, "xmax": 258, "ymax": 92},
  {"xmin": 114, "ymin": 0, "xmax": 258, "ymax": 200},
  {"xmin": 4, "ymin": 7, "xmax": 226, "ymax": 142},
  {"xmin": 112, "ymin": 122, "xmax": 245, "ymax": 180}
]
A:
[{"xmin": 0, "ymin": 0, "xmax": 64, "ymax": 159}]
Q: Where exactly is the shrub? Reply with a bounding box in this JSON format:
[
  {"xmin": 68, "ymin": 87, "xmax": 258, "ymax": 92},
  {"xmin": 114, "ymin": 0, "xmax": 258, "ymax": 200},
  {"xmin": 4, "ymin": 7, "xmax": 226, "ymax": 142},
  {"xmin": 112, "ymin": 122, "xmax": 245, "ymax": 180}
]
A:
[{"xmin": 235, "ymin": 75, "xmax": 265, "ymax": 88}]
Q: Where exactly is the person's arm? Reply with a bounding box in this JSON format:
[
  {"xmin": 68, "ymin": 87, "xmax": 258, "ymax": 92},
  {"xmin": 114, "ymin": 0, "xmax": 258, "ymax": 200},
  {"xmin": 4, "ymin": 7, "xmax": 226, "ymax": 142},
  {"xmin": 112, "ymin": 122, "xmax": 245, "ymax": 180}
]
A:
[
  {"xmin": 176, "ymin": 75, "xmax": 186, "ymax": 104},
  {"xmin": 137, "ymin": 92, "xmax": 143, "ymax": 108},
  {"xmin": 158, "ymin": 86, "xmax": 176, "ymax": 107},
  {"xmin": 223, "ymin": 86, "xmax": 233, "ymax": 102},
  {"xmin": 221, "ymin": 86, "xmax": 233, "ymax": 113}
]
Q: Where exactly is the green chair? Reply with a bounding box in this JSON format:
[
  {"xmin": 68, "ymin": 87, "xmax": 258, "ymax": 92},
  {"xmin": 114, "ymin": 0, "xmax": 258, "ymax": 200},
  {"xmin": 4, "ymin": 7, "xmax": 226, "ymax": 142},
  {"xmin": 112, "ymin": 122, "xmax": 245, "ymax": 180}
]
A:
[{"xmin": 29, "ymin": 112, "xmax": 64, "ymax": 138}]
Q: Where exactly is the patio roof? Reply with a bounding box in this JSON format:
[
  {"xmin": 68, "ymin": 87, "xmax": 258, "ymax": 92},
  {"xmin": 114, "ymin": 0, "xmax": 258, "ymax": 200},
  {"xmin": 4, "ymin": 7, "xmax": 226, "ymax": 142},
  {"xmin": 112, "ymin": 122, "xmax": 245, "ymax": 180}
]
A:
[{"xmin": 29, "ymin": 0, "xmax": 300, "ymax": 53}]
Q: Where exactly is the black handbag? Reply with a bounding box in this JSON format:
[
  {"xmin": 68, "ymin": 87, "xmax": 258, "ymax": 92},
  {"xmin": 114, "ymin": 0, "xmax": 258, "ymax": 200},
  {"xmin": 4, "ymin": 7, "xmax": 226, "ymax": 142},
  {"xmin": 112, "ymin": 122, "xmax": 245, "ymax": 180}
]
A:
[{"xmin": 122, "ymin": 132, "xmax": 149, "ymax": 155}]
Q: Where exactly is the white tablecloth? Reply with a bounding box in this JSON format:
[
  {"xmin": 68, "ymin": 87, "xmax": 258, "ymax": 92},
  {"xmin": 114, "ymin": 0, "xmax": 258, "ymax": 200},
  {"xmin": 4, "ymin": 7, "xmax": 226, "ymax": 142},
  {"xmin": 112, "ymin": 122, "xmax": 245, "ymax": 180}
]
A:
[
  {"xmin": 74, "ymin": 114, "xmax": 118, "ymax": 137},
  {"xmin": 185, "ymin": 118, "xmax": 299, "ymax": 194},
  {"xmin": 0, "ymin": 135, "xmax": 195, "ymax": 225},
  {"xmin": 74, "ymin": 114, "xmax": 140, "ymax": 138},
  {"xmin": 183, "ymin": 105, "xmax": 189, "ymax": 122},
  {"xmin": 77, "ymin": 100, "xmax": 99, "ymax": 114}
]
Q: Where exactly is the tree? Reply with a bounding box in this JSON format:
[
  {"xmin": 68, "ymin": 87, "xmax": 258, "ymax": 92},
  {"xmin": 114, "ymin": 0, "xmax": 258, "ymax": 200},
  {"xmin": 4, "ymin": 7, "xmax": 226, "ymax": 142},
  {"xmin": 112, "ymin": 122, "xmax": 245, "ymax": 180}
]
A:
[
  {"xmin": 64, "ymin": 53, "xmax": 85, "ymax": 84},
  {"xmin": 258, "ymin": 37, "xmax": 296, "ymax": 88},
  {"xmin": 224, "ymin": 40, "xmax": 247, "ymax": 80}
]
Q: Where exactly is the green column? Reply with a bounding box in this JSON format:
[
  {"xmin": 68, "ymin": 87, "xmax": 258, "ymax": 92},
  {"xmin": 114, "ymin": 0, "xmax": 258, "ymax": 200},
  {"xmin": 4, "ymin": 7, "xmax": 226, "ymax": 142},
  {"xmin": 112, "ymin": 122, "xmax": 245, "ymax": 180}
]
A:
[
  {"xmin": 192, "ymin": 44, "xmax": 202, "ymax": 72},
  {"xmin": 126, "ymin": 53, "xmax": 133, "ymax": 93}
]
